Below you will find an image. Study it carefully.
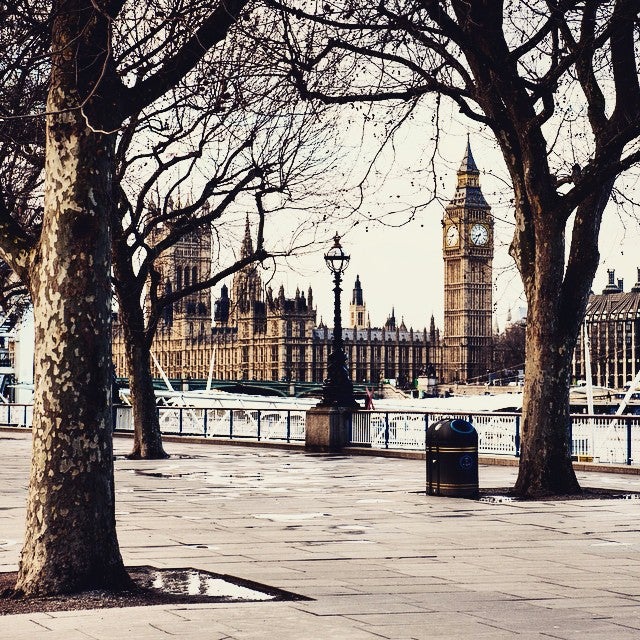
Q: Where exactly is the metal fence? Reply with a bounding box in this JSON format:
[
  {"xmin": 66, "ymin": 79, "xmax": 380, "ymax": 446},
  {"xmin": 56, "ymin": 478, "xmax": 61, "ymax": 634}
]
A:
[
  {"xmin": 2, "ymin": 403, "xmax": 640, "ymax": 465},
  {"xmin": 115, "ymin": 405, "xmax": 306, "ymax": 442},
  {"xmin": 351, "ymin": 410, "xmax": 640, "ymax": 465}
]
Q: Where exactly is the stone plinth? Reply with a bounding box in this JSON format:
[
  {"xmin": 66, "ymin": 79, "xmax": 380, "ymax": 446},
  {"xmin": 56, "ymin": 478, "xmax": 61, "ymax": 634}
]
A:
[{"xmin": 305, "ymin": 407, "xmax": 353, "ymax": 452}]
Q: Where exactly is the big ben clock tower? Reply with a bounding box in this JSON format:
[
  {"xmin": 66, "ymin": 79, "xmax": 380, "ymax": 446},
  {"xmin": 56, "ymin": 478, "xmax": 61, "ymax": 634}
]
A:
[{"xmin": 442, "ymin": 139, "xmax": 494, "ymax": 383}]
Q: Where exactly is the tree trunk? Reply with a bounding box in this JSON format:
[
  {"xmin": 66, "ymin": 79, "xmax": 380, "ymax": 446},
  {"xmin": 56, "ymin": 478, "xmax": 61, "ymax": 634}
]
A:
[
  {"xmin": 15, "ymin": 3, "xmax": 129, "ymax": 596},
  {"xmin": 513, "ymin": 221, "xmax": 581, "ymax": 497},
  {"xmin": 514, "ymin": 323, "xmax": 581, "ymax": 497},
  {"xmin": 120, "ymin": 301, "xmax": 168, "ymax": 459}
]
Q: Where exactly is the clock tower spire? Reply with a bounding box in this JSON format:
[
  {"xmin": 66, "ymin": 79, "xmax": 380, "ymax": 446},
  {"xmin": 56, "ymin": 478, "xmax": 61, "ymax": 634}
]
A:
[{"xmin": 442, "ymin": 139, "xmax": 494, "ymax": 383}]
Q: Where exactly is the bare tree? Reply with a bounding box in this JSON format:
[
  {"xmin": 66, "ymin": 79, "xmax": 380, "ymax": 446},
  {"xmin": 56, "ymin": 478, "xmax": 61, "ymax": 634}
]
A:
[
  {"xmin": 266, "ymin": 0, "xmax": 640, "ymax": 496},
  {"xmin": 111, "ymin": 37, "xmax": 336, "ymax": 459},
  {"xmin": 0, "ymin": 0, "xmax": 255, "ymax": 597}
]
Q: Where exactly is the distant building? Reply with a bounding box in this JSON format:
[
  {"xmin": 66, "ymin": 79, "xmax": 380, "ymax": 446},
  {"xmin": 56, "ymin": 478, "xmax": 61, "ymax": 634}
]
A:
[
  {"xmin": 112, "ymin": 217, "xmax": 433, "ymax": 385},
  {"xmin": 441, "ymin": 140, "xmax": 494, "ymax": 383},
  {"xmin": 572, "ymin": 269, "xmax": 640, "ymax": 389},
  {"xmin": 112, "ymin": 141, "xmax": 500, "ymax": 388}
]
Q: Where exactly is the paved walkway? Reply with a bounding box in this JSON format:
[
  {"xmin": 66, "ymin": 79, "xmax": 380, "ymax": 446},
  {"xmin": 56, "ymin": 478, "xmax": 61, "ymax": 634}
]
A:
[{"xmin": 2, "ymin": 431, "xmax": 640, "ymax": 639}]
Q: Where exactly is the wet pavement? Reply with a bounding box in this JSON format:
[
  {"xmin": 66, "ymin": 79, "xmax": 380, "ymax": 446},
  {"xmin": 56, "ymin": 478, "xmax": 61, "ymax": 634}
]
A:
[{"xmin": 2, "ymin": 430, "xmax": 640, "ymax": 639}]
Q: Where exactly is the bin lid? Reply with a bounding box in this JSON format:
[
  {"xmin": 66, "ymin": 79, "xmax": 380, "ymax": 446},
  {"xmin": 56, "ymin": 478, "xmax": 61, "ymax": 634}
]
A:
[{"xmin": 428, "ymin": 418, "xmax": 477, "ymax": 444}]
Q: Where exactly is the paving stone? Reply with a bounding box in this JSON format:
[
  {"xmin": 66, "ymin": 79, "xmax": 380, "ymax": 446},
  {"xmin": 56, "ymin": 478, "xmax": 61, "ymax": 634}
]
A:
[{"xmin": 3, "ymin": 432, "xmax": 640, "ymax": 639}]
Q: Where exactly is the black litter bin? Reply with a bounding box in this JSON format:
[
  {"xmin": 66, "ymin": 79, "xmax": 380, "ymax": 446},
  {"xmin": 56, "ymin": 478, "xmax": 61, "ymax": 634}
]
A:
[{"xmin": 426, "ymin": 418, "xmax": 478, "ymax": 498}]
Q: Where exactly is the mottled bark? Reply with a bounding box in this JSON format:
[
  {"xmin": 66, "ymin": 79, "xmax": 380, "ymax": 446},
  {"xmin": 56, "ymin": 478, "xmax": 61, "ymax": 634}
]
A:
[
  {"xmin": 119, "ymin": 301, "xmax": 168, "ymax": 459},
  {"xmin": 514, "ymin": 263, "xmax": 581, "ymax": 496},
  {"xmin": 14, "ymin": 2, "xmax": 129, "ymax": 596},
  {"xmin": 509, "ymin": 177, "xmax": 616, "ymax": 496}
]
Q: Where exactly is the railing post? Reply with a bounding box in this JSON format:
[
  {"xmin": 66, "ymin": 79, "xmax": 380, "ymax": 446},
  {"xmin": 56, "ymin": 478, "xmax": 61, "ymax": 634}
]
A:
[
  {"xmin": 424, "ymin": 413, "xmax": 429, "ymax": 447},
  {"xmin": 568, "ymin": 415, "xmax": 573, "ymax": 458},
  {"xmin": 515, "ymin": 415, "xmax": 520, "ymax": 458},
  {"xmin": 627, "ymin": 417, "xmax": 632, "ymax": 466},
  {"xmin": 384, "ymin": 412, "xmax": 389, "ymax": 449},
  {"xmin": 257, "ymin": 410, "xmax": 261, "ymax": 441},
  {"xmin": 24, "ymin": 404, "xmax": 27, "ymax": 427},
  {"xmin": 230, "ymin": 410, "xmax": 234, "ymax": 439},
  {"xmin": 203, "ymin": 409, "xmax": 208, "ymax": 438},
  {"xmin": 286, "ymin": 410, "xmax": 291, "ymax": 442},
  {"xmin": 179, "ymin": 407, "xmax": 183, "ymax": 435}
]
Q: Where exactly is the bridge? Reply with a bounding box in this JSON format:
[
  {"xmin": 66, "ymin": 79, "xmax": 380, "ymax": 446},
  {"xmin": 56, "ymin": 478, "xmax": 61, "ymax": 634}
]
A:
[{"xmin": 117, "ymin": 377, "xmax": 374, "ymax": 399}]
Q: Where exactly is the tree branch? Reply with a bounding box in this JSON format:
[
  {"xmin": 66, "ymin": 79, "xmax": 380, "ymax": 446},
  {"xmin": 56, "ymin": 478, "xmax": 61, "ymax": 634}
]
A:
[{"xmin": 121, "ymin": 0, "xmax": 251, "ymax": 118}]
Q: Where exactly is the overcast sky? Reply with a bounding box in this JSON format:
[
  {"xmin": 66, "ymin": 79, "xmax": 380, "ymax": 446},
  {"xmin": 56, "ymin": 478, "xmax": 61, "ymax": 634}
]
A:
[{"xmin": 212, "ymin": 101, "xmax": 640, "ymax": 334}]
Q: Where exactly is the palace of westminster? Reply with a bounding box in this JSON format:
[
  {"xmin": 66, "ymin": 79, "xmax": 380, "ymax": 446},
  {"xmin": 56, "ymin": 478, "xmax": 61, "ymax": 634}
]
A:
[{"xmin": 112, "ymin": 141, "xmax": 640, "ymax": 390}]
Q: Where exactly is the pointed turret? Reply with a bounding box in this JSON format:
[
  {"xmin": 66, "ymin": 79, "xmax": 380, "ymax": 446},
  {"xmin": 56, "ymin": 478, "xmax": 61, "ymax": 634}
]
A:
[
  {"xmin": 448, "ymin": 138, "xmax": 488, "ymax": 208},
  {"xmin": 349, "ymin": 275, "xmax": 367, "ymax": 329},
  {"xmin": 459, "ymin": 134, "xmax": 479, "ymax": 173},
  {"xmin": 241, "ymin": 214, "xmax": 253, "ymax": 258},
  {"xmin": 352, "ymin": 275, "xmax": 363, "ymax": 305},
  {"xmin": 213, "ymin": 284, "xmax": 230, "ymax": 325},
  {"xmin": 385, "ymin": 308, "xmax": 396, "ymax": 331},
  {"xmin": 231, "ymin": 215, "xmax": 262, "ymax": 311}
]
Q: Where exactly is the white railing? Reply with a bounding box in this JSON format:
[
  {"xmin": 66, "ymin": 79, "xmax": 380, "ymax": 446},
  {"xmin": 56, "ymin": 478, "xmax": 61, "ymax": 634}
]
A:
[
  {"xmin": 3, "ymin": 404, "xmax": 640, "ymax": 465},
  {"xmin": 116, "ymin": 405, "xmax": 306, "ymax": 442},
  {"xmin": 0, "ymin": 403, "xmax": 33, "ymax": 427},
  {"xmin": 351, "ymin": 410, "xmax": 640, "ymax": 466}
]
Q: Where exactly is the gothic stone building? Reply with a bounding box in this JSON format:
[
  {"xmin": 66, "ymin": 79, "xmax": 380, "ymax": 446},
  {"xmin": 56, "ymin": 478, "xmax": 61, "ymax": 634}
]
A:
[
  {"xmin": 441, "ymin": 140, "xmax": 494, "ymax": 383},
  {"xmin": 572, "ymin": 269, "xmax": 640, "ymax": 389},
  {"xmin": 113, "ymin": 218, "xmax": 432, "ymax": 385},
  {"xmin": 113, "ymin": 142, "xmax": 495, "ymax": 386}
]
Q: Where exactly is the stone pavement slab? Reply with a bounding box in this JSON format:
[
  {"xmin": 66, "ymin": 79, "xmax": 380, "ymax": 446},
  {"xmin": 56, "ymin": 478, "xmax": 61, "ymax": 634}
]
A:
[{"xmin": 2, "ymin": 431, "xmax": 640, "ymax": 639}]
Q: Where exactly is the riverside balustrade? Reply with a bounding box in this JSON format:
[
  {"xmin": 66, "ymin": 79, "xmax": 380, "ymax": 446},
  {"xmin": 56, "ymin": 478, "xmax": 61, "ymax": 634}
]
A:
[{"xmin": 1, "ymin": 403, "xmax": 639, "ymax": 465}]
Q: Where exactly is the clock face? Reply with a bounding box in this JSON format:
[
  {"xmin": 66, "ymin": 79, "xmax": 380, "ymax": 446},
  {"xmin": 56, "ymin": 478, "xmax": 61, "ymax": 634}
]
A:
[
  {"xmin": 470, "ymin": 224, "xmax": 489, "ymax": 246},
  {"xmin": 445, "ymin": 224, "xmax": 459, "ymax": 247}
]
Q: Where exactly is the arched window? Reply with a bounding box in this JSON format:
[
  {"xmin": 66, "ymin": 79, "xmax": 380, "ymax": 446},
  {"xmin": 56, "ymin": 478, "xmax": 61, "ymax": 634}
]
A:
[
  {"xmin": 192, "ymin": 266, "xmax": 198, "ymax": 284},
  {"xmin": 184, "ymin": 267, "xmax": 190, "ymax": 287}
]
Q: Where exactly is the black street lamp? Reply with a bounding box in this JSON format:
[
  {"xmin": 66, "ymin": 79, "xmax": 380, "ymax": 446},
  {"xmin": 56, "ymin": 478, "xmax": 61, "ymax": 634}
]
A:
[{"xmin": 318, "ymin": 234, "xmax": 359, "ymax": 408}]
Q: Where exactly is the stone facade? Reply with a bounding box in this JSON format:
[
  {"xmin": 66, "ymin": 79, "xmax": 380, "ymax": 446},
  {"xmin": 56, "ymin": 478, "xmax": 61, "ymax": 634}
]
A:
[
  {"xmin": 113, "ymin": 143, "xmax": 499, "ymax": 387},
  {"xmin": 572, "ymin": 269, "xmax": 640, "ymax": 389},
  {"xmin": 113, "ymin": 218, "xmax": 432, "ymax": 385},
  {"xmin": 441, "ymin": 141, "xmax": 494, "ymax": 383}
]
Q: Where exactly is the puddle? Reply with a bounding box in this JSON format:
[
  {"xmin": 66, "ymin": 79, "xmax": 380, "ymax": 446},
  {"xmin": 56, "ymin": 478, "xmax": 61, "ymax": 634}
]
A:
[
  {"xmin": 477, "ymin": 488, "xmax": 640, "ymax": 502},
  {"xmin": 479, "ymin": 495, "xmax": 516, "ymax": 504},
  {"xmin": 137, "ymin": 566, "xmax": 309, "ymax": 603},
  {"xmin": 150, "ymin": 569, "xmax": 274, "ymax": 600}
]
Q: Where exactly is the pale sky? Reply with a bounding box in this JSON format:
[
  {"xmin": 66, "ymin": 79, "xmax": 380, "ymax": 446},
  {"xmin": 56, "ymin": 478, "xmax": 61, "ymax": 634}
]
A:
[{"xmin": 212, "ymin": 102, "xmax": 640, "ymax": 335}]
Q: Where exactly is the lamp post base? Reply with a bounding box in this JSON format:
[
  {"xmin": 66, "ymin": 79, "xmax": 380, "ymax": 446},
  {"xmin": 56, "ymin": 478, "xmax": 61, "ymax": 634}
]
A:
[{"xmin": 305, "ymin": 406, "xmax": 354, "ymax": 452}]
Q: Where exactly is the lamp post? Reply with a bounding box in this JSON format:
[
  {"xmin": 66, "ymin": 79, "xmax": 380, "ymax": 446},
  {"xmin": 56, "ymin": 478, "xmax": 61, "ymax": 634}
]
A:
[{"xmin": 319, "ymin": 234, "xmax": 359, "ymax": 408}]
